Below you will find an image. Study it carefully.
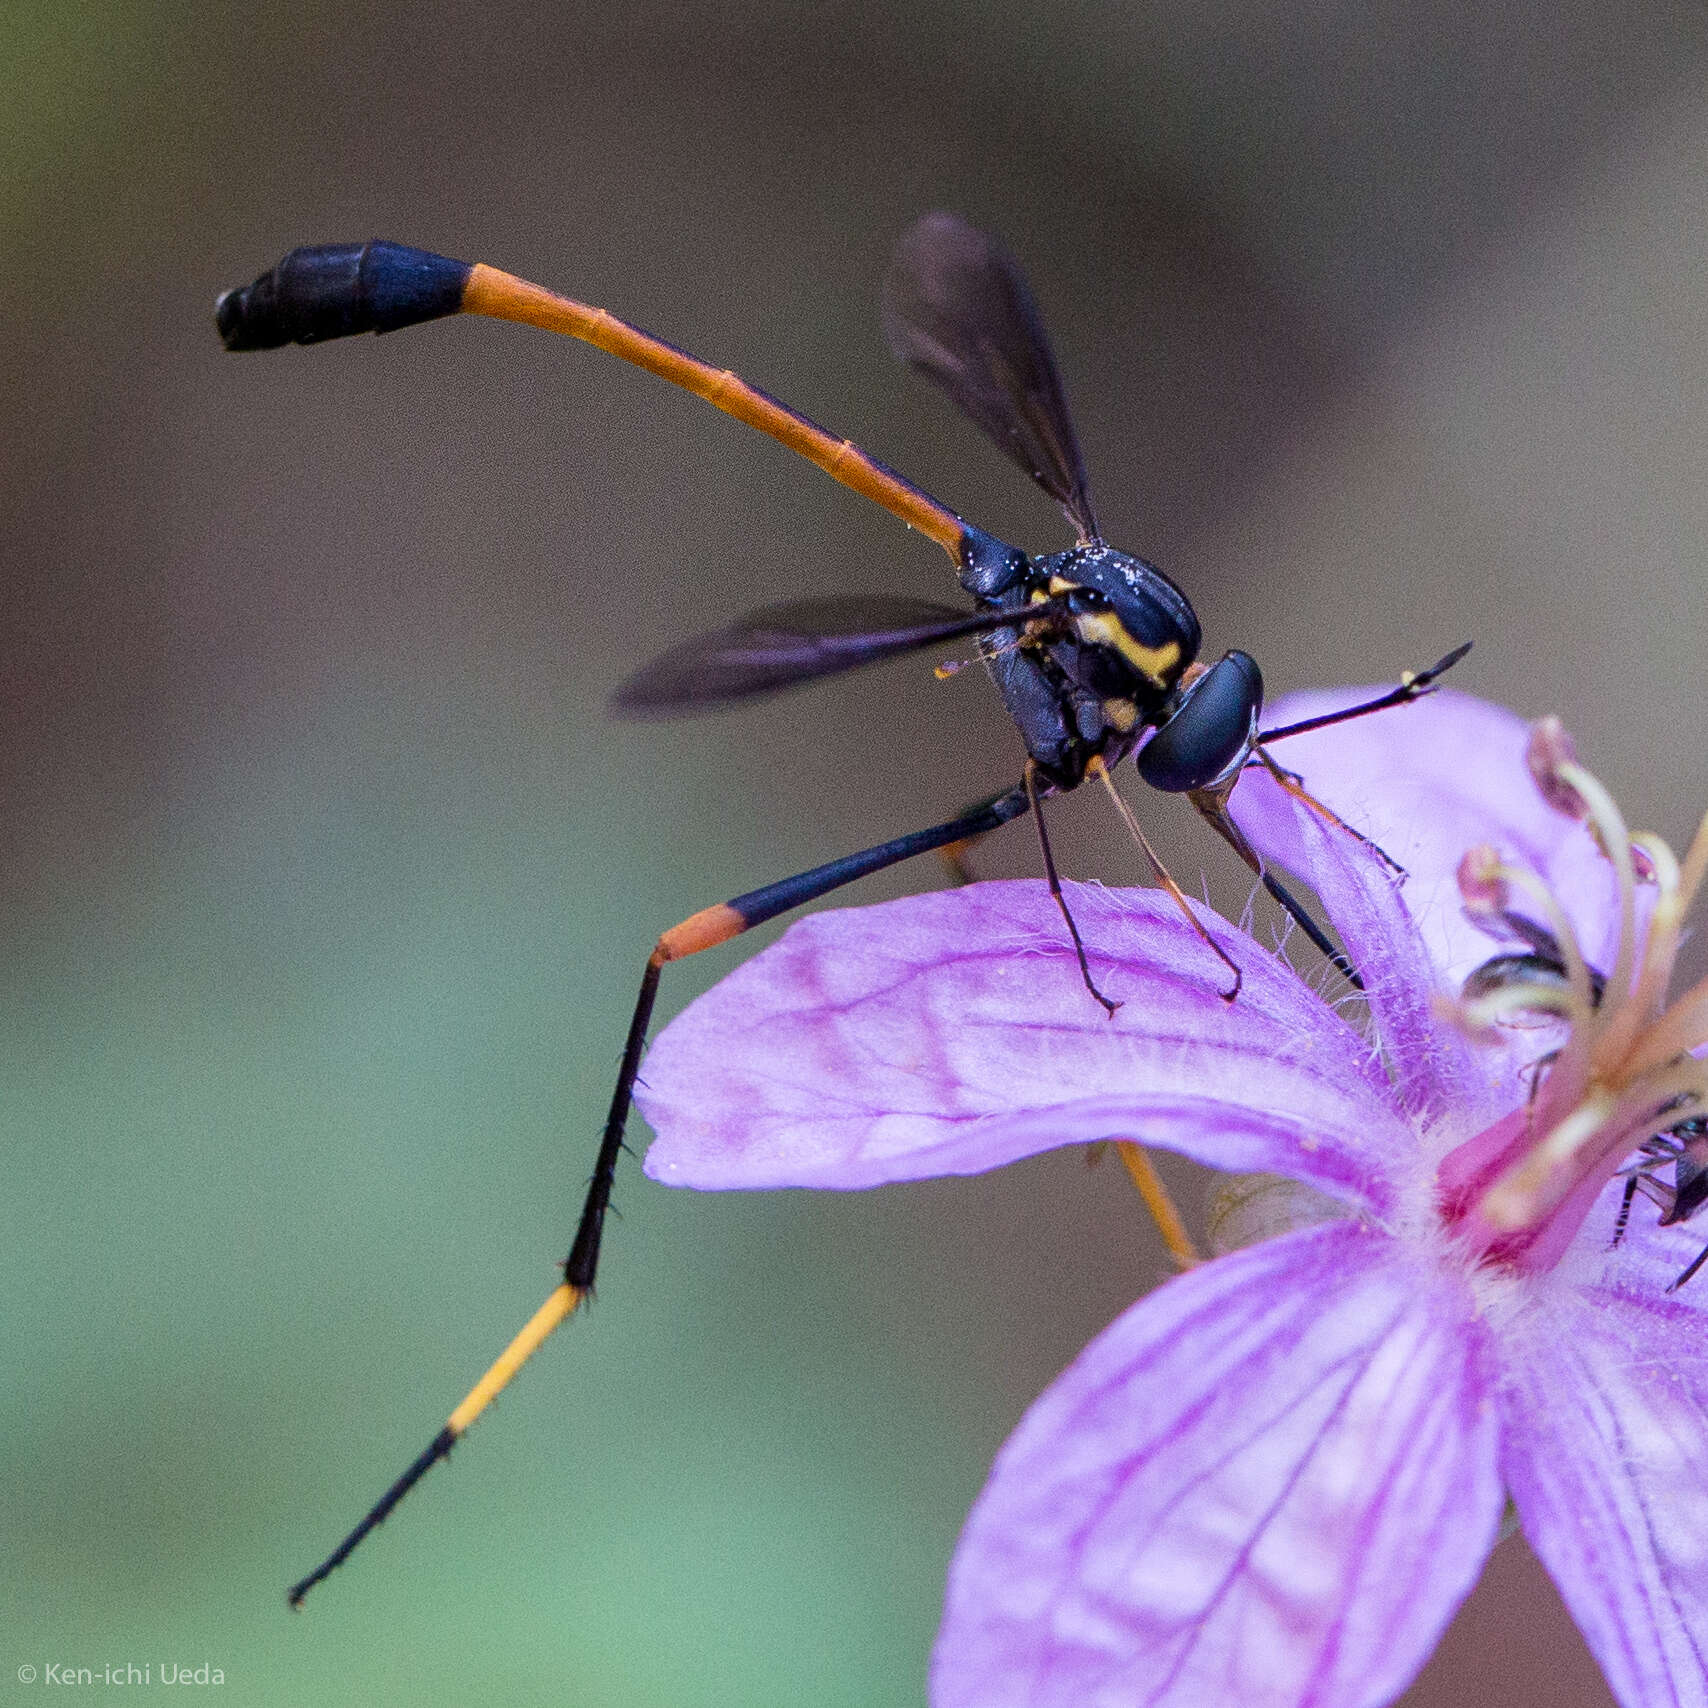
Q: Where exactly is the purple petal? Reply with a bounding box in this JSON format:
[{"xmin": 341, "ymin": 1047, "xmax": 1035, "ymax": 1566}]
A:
[
  {"xmin": 1498, "ymin": 1277, "xmax": 1708, "ymax": 1708},
  {"xmin": 932, "ymin": 1222, "xmax": 1502, "ymax": 1708},
  {"xmin": 1562, "ymin": 1172, "xmax": 1708, "ymax": 1318},
  {"xmin": 638, "ymin": 881, "xmax": 1411, "ymax": 1212},
  {"xmin": 1235, "ymin": 689, "xmax": 1626, "ymax": 991},
  {"xmin": 1242, "ymin": 783, "xmax": 1489, "ymax": 1128}
]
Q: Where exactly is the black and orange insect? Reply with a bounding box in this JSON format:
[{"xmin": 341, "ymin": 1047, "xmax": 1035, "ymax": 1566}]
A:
[{"xmin": 217, "ymin": 213, "xmax": 1464, "ymax": 1604}]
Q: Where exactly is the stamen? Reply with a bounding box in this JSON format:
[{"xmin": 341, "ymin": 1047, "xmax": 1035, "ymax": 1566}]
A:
[
  {"xmin": 1550, "ymin": 760, "xmax": 1641, "ymax": 1070},
  {"xmin": 1621, "ymin": 834, "xmax": 1685, "ymax": 1049},
  {"xmin": 1451, "ymin": 724, "xmax": 1708, "ymax": 1266},
  {"xmin": 1451, "ymin": 981, "xmax": 1579, "ymax": 1033},
  {"xmin": 1633, "ymin": 833, "xmax": 1678, "ymax": 896},
  {"xmin": 1484, "ymin": 1059, "xmax": 1708, "ymax": 1232},
  {"xmin": 1481, "ymin": 1092, "xmax": 1618, "ymax": 1230},
  {"xmin": 1456, "ymin": 845, "xmax": 1508, "ymax": 916},
  {"xmin": 1621, "ymin": 986, "xmax": 1708, "ymax": 1086},
  {"xmin": 1463, "ymin": 857, "xmax": 1597, "ymax": 1032},
  {"xmin": 1598, "ymin": 1063, "xmax": 1708, "ymax": 1151},
  {"xmin": 1526, "ymin": 717, "xmax": 1585, "ymax": 817},
  {"xmin": 1678, "ymin": 810, "xmax": 1708, "ymax": 915}
]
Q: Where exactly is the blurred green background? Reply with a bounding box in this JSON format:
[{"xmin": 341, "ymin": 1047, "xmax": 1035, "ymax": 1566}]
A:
[{"xmin": 8, "ymin": 1, "xmax": 1708, "ymax": 1702}]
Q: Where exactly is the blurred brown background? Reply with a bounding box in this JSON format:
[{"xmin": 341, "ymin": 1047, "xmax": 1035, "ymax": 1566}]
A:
[{"xmin": 8, "ymin": 1, "xmax": 1708, "ymax": 1702}]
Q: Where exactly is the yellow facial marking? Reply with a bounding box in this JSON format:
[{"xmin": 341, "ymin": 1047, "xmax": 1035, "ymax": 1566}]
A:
[{"xmin": 1102, "ymin": 697, "xmax": 1139, "ymax": 733}]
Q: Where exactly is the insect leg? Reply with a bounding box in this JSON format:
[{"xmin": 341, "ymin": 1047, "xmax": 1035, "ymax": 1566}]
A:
[
  {"xmin": 934, "ymin": 783, "xmax": 1030, "ymax": 886},
  {"xmin": 461, "ymin": 265, "xmax": 974, "ymax": 560},
  {"xmin": 216, "ymin": 243, "xmax": 1018, "ymax": 576},
  {"xmin": 1112, "ymin": 1141, "xmax": 1202, "ymax": 1270},
  {"xmin": 1671, "ymin": 1244, "xmax": 1708, "ymax": 1292},
  {"xmin": 1189, "ymin": 788, "xmax": 1363, "ymax": 990},
  {"xmin": 1613, "ymin": 1173, "xmax": 1640, "ymax": 1246},
  {"xmin": 1088, "ymin": 757, "xmax": 1241, "ymax": 1001},
  {"xmin": 1024, "ymin": 762, "xmax": 1119, "ymax": 1016},
  {"xmin": 286, "ymin": 782, "xmax": 1032, "ymax": 1608},
  {"xmin": 938, "ymin": 840, "xmax": 980, "ymax": 886},
  {"xmin": 1246, "ymin": 748, "xmax": 1404, "ymax": 876}
]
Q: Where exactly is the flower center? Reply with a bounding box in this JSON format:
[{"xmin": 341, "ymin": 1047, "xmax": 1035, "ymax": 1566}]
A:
[{"xmin": 1437, "ymin": 719, "xmax": 1708, "ymax": 1273}]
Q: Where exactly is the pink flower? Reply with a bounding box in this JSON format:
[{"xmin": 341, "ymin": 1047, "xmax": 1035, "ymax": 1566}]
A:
[{"xmin": 634, "ymin": 691, "xmax": 1708, "ymax": 1708}]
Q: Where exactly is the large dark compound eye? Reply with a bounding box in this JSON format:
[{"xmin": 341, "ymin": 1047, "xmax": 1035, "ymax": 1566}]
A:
[{"xmin": 1136, "ymin": 650, "xmax": 1262, "ymax": 793}]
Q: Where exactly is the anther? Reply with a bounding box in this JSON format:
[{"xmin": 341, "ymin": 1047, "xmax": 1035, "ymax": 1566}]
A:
[
  {"xmin": 1526, "ymin": 717, "xmax": 1586, "ymax": 818},
  {"xmin": 1457, "ymin": 844, "xmax": 1508, "ymax": 917}
]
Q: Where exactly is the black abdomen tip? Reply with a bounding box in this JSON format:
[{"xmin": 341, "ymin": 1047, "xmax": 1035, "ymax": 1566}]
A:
[{"xmin": 215, "ymin": 241, "xmax": 472, "ymax": 351}]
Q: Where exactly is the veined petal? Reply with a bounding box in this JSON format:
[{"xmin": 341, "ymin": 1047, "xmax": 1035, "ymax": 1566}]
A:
[
  {"xmin": 932, "ymin": 1222, "xmax": 1502, "ymax": 1708},
  {"xmin": 1497, "ymin": 1278, "xmax": 1708, "ymax": 1708},
  {"xmin": 1244, "ymin": 784, "xmax": 1489, "ymax": 1130},
  {"xmin": 1235, "ymin": 690, "xmax": 1625, "ymax": 991},
  {"xmin": 638, "ymin": 882, "xmax": 1410, "ymax": 1211},
  {"xmin": 1562, "ymin": 1175, "xmax": 1708, "ymax": 1323}
]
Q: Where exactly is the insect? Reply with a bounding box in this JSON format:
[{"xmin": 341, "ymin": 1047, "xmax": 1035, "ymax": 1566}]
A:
[
  {"xmin": 1462, "ymin": 934, "xmax": 1708, "ymax": 1287},
  {"xmin": 217, "ymin": 213, "xmax": 1465, "ymax": 1604}
]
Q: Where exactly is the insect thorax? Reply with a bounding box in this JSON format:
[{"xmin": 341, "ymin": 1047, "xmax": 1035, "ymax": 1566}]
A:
[{"xmin": 971, "ymin": 544, "xmax": 1202, "ymax": 788}]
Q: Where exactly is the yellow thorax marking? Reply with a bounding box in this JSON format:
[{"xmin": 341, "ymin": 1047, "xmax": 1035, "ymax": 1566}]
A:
[{"xmin": 1035, "ymin": 576, "xmax": 1183, "ymax": 688}]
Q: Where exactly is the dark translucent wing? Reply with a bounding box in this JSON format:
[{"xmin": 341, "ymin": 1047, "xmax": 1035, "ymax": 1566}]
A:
[
  {"xmin": 884, "ymin": 212, "xmax": 1099, "ymax": 542},
  {"xmin": 612, "ymin": 596, "xmax": 1037, "ymax": 717}
]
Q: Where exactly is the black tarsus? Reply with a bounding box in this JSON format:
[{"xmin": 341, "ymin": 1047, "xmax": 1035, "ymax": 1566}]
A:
[
  {"xmin": 1667, "ymin": 1243, "xmax": 1708, "ymax": 1291},
  {"xmin": 1248, "ymin": 749, "xmax": 1406, "ymax": 879},
  {"xmin": 1260, "ymin": 870, "xmax": 1363, "ymax": 990},
  {"xmin": 563, "ymin": 782, "xmax": 1035, "ymax": 1300},
  {"xmin": 564, "ymin": 959, "xmax": 663, "ymax": 1290},
  {"xmin": 287, "ymin": 1426, "xmax": 456, "ymax": 1609},
  {"xmin": 288, "ymin": 783, "xmax": 1036, "ymax": 1607},
  {"xmin": 1189, "ymin": 789, "xmax": 1363, "ymax": 991},
  {"xmin": 1613, "ymin": 1173, "xmax": 1640, "ymax": 1247},
  {"xmin": 1024, "ymin": 764, "xmax": 1119, "ymax": 1016}
]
